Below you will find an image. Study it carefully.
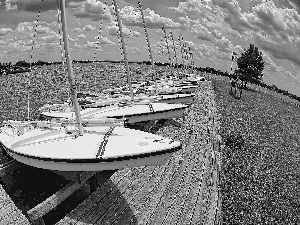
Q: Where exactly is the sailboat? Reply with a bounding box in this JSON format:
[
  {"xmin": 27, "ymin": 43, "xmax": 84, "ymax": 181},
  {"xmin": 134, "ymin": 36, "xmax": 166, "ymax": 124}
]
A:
[
  {"xmin": 0, "ymin": 0, "xmax": 182, "ymax": 171},
  {"xmin": 40, "ymin": 0, "xmax": 189, "ymax": 124}
]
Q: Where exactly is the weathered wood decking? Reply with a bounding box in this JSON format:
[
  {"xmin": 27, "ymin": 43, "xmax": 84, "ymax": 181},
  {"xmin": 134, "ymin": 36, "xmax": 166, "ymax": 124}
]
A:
[
  {"xmin": 0, "ymin": 160, "xmax": 31, "ymax": 225},
  {"xmin": 56, "ymin": 81, "xmax": 221, "ymax": 225}
]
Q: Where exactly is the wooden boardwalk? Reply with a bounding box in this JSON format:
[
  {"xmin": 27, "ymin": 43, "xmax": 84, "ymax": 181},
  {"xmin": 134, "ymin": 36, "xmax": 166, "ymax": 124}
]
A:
[
  {"xmin": 0, "ymin": 160, "xmax": 31, "ymax": 225},
  {"xmin": 57, "ymin": 81, "xmax": 221, "ymax": 225}
]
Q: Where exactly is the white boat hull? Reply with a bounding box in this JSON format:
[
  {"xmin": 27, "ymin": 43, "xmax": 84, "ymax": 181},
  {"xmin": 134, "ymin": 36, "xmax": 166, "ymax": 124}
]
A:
[
  {"xmin": 41, "ymin": 103, "xmax": 188, "ymax": 124},
  {"xmin": 155, "ymin": 94, "xmax": 194, "ymax": 104},
  {"xmin": 3, "ymin": 126, "xmax": 181, "ymax": 171},
  {"xmin": 6, "ymin": 148, "xmax": 173, "ymax": 171}
]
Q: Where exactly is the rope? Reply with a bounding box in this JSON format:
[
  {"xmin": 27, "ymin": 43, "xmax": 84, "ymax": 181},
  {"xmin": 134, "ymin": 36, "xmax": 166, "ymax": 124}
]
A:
[
  {"xmin": 178, "ymin": 34, "xmax": 185, "ymax": 78},
  {"xmin": 94, "ymin": 0, "xmax": 106, "ymax": 63},
  {"xmin": 161, "ymin": 24, "xmax": 172, "ymax": 76},
  {"xmin": 27, "ymin": 0, "xmax": 44, "ymax": 120},
  {"xmin": 170, "ymin": 31, "xmax": 178, "ymax": 76},
  {"xmin": 56, "ymin": 0, "xmax": 71, "ymax": 126},
  {"xmin": 56, "ymin": 0, "xmax": 68, "ymax": 102},
  {"xmin": 96, "ymin": 126, "xmax": 115, "ymax": 158}
]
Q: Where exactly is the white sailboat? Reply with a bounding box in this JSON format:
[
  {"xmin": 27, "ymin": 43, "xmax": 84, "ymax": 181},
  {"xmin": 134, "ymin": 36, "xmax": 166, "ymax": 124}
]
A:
[{"xmin": 0, "ymin": 0, "xmax": 182, "ymax": 171}]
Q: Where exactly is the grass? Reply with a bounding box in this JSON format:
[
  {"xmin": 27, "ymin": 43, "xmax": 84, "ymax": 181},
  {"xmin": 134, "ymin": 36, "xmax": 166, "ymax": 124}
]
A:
[{"xmin": 210, "ymin": 77, "xmax": 300, "ymax": 224}]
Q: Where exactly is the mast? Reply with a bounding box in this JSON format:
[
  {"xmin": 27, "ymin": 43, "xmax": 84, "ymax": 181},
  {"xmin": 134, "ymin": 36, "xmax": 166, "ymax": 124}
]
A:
[
  {"xmin": 170, "ymin": 31, "xmax": 179, "ymax": 77},
  {"xmin": 162, "ymin": 24, "xmax": 172, "ymax": 77},
  {"xmin": 138, "ymin": 2, "xmax": 158, "ymax": 95},
  {"xmin": 113, "ymin": 0, "xmax": 134, "ymax": 101},
  {"xmin": 59, "ymin": 0, "xmax": 84, "ymax": 135},
  {"xmin": 178, "ymin": 34, "xmax": 185, "ymax": 79}
]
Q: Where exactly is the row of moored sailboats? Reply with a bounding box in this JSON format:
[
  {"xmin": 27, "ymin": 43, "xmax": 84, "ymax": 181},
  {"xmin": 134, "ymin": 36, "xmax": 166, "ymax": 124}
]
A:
[{"xmin": 0, "ymin": 0, "xmax": 206, "ymax": 172}]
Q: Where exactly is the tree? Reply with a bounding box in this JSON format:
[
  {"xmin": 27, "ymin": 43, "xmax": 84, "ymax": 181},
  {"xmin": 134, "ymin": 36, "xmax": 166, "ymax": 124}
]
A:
[{"xmin": 237, "ymin": 44, "xmax": 265, "ymax": 88}]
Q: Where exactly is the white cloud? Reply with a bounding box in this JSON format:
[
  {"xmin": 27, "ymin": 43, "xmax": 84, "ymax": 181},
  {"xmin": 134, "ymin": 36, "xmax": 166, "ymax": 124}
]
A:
[
  {"xmin": 106, "ymin": 21, "xmax": 140, "ymax": 37},
  {"xmin": 0, "ymin": 28, "xmax": 13, "ymax": 36},
  {"xmin": 77, "ymin": 33, "xmax": 86, "ymax": 39},
  {"xmin": 72, "ymin": 24, "xmax": 97, "ymax": 32},
  {"xmin": 73, "ymin": 0, "xmax": 113, "ymax": 22},
  {"xmin": 120, "ymin": 6, "xmax": 181, "ymax": 30},
  {"xmin": 94, "ymin": 36, "xmax": 115, "ymax": 45}
]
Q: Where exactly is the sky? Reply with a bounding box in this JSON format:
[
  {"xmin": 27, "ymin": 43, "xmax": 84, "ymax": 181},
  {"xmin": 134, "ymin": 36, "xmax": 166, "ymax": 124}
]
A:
[{"xmin": 0, "ymin": 0, "xmax": 300, "ymax": 96}]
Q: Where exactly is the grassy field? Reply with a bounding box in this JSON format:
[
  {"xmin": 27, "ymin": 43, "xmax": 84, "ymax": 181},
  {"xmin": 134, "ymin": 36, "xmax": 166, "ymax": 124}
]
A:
[{"xmin": 210, "ymin": 77, "xmax": 300, "ymax": 224}]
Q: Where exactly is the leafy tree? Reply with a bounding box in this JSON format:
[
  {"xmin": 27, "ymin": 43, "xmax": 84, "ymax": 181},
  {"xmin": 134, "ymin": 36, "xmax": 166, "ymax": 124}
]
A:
[{"xmin": 237, "ymin": 44, "xmax": 265, "ymax": 88}]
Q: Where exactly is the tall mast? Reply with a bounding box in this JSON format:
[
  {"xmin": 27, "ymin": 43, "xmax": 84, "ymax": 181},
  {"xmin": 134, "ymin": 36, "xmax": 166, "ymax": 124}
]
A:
[
  {"xmin": 113, "ymin": 0, "xmax": 134, "ymax": 101},
  {"xmin": 162, "ymin": 24, "xmax": 172, "ymax": 76},
  {"xmin": 138, "ymin": 2, "xmax": 158, "ymax": 95},
  {"xmin": 170, "ymin": 31, "xmax": 179, "ymax": 77},
  {"xmin": 178, "ymin": 34, "xmax": 185, "ymax": 79},
  {"xmin": 59, "ymin": 0, "xmax": 84, "ymax": 135}
]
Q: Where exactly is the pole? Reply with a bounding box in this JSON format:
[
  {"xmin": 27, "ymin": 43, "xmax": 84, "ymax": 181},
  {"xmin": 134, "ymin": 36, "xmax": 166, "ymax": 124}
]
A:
[
  {"xmin": 113, "ymin": 0, "xmax": 134, "ymax": 101},
  {"xmin": 162, "ymin": 24, "xmax": 172, "ymax": 76},
  {"xmin": 138, "ymin": 2, "xmax": 158, "ymax": 95},
  {"xmin": 178, "ymin": 34, "xmax": 184, "ymax": 79},
  {"xmin": 59, "ymin": 0, "xmax": 84, "ymax": 135},
  {"xmin": 170, "ymin": 31, "xmax": 179, "ymax": 78}
]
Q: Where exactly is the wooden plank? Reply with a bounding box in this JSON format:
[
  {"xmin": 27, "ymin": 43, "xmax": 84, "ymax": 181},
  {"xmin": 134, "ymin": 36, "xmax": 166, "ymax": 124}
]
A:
[
  {"xmin": 203, "ymin": 150, "xmax": 221, "ymax": 225},
  {"xmin": 160, "ymin": 143, "xmax": 203, "ymax": 225},
  {"xmin": 148, "ymin": 134, "xmax": 197, "ymax": 224},
  {"xmin": 0, "ymin": 184, "xmax": 31, "ymax": 225},
  {"xmin": 27, "ymin": 171, "xmax": 96, "ymax": 221},
  {"xmin": 74, "ymin": 166, "xmax": 149, "ymax": 225},
  {"xmin": 182, "ymin": 148, "xmax": 208, "ymax": 225},
  {"xmin": 189, "ymin": 149, "xmax": 213, "ymax": 224},
  {"xmin": 56, "ymin": 168, "xmax": 133, "ymax": 225},
  {"xmin": 131, "ymin": 152, "xmax": 183, "ymax": 224},
  {"xmin": 50, "ymin": 171, "xmax": 95, "ymax": 182},
  {"xmin": 93, "ymin": 165, "xmax": 159, "ymax": 224},
  {"xmin": 1, "ymin": 209, "xmax": 32, "ymax": 225},
  {"xmin": 108, "ymin": 164, "xmax": 166, "ymax": 224}
]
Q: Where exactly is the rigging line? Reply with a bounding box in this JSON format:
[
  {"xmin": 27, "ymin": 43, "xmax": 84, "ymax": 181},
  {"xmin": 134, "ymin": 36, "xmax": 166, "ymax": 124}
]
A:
[
  {"xmin": 56, "ymin": 0, "xmax": 71, "ymax": 127},
  {"xmin": 170, "ymin": 31, "xmax": 178, "ymax": 77},
  {"xmin": 158, "ymin": 37, "xmax": 163, "ymax": 65},
  {"xmin": 161, "ymin": 24, "xmax": 172, "ymax": 73},
  {"xmin": 138, "ymin": 2, "xmax": 158, "ymax": 95},
  {"xmin": 178, "ymin": 34, "xmax": 185, "ymax": 75},
  {"xmin": 112, "ymin": 0, "xmax": 134, "ymax": 101},
  {"xmin": 56, "ymin": 0, "xmax": 68, "ymax": 103},
  {"xmin": 27, "ymin": 0, "xmax": 44, "ymax": 121},
  {"xmin": 94, "ymin": 0, "xmax": 106, "ymax": 63}
]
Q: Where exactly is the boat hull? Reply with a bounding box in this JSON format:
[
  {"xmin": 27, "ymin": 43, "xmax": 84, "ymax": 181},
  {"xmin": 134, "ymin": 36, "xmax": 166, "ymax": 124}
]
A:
[
  {"xmin": 3, "ymin": 127, "xmax": 181, "ymax": 171},
  {"xmin": 41, "ymin": 103, "xmax": 188, "ymax": 124},
  {"xmin": 155, "ymin": 94, "xmax": 194, "ymax": 104},
  {"xmin": 5, "ymin": 148, "xmax": 173, "ymax": 171}
]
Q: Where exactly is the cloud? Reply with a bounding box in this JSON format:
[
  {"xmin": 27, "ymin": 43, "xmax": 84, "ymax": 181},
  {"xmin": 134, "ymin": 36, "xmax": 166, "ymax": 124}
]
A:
[
  {"xmin": 72, "ymin": 24, "xmax": 96, "ymax": 32},
  {"xmin": 106, "ymin": 21, "xmax": 140, "ymax": 37},
  {"xmin": 0, "ymin": 28, "xmax": 13, "ymax": 36},
  {"xmin": 189, "ymin": 20, "xmax": 215, "ymax": 41},
  {"xmin": 214, "ymin": 37, "xmax": 233, "ymax": 53},
  {"xmin": 77, "ymin": 33, "xmax": 86, "ymax": 39},
  {"xmin": 4, "ymin": 0, "xmax": 86, "ymax": 12},
  {"xmin": 94, "ymin": 36, "xmax": 115, "ymax": 45},
  {"xmin": 255, "ymin": 33, "xmax": 300, "ymax": 67},
  {"xmin": 120, "ymin": 6, "xmax": 181, "ymax": 29},
  {"xmin": 73, "ymin": 0, "xmax": 113, "ymax": 21}
]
